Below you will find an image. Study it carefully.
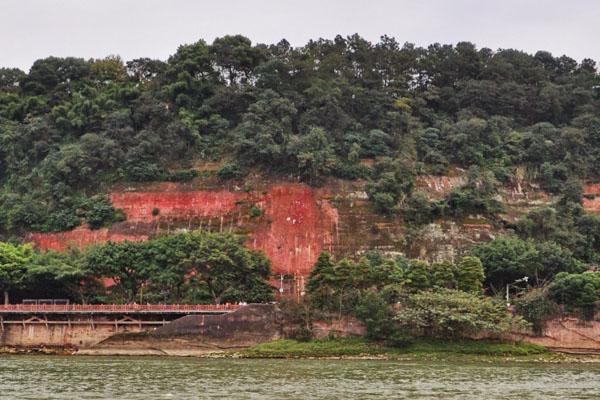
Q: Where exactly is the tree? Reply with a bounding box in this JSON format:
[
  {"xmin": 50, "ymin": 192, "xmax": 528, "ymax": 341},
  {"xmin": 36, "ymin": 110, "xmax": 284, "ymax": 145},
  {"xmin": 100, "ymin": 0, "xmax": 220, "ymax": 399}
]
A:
[
  {"xmin": 288, "ymin": 127, "xmax": 336, "ymax": 183},
  {"xmin": 0, "ymin": 242, "xmax": 33, "ymax": 304},
  {"xmin": 183, "ymin": 232, "xmax": 273, "ymax": 304},
  {"xmin": 472, "ymin": 236, "xmax": 585, "ymax": 289},
  {"xmin": 85, "ymin": 241, "xmax": 152, "ymax": 303},
  {"xmin": 404, "ymin": 260, "xmax": 430, "ymax": 290},
  {"xmin": 355, "ymin": 291, "xmax": 397, "ymax": 341},
  {"xmin": 395, "ymin": 289, "xmax": 528, "ymax": 339},
  {"xmin": 429, "ymin": 260, "xmax": 457, "ymax": 289},
  {"xmin": 27, "ymin": 249, "xmax": 88, "ymax": 303},
  {"xmin": 211, "ymin": 35, "xmax": 264, "ymax": 85},
  {"xmin": 84, "ymin": 232, "xmax": 273, "ymax": 304},
  {"xmin": 455, "ymin": 256, "xmax": 485, "ymax": 293},
  {"xmin": 548, "ymin": 272, "xmax": 600, "ymax": 318},
  {"xmin": 471, "ymin": 236, "xmax": 538, "ymax": 289},
  {"xmin": 306, "ymin": 252, "xmax": 336, "ymax": 295},
  {"xmin": 234, "ymin": 90, "xmax": 297, "ymax": 166},
  {"xmin": 366, "ymin": 158, "xmax": 415, "ymax": 214}
]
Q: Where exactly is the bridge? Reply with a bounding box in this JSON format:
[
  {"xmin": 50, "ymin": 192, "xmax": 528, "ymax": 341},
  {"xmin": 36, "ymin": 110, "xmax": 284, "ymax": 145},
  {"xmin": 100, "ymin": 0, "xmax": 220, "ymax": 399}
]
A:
[
  {"xmin": 0, "ymin": 303, "xmax": 240, "ymax": 315},
  {"xmin": 0, "ymin": 303, "xmax": 241, "ymax": 331}
]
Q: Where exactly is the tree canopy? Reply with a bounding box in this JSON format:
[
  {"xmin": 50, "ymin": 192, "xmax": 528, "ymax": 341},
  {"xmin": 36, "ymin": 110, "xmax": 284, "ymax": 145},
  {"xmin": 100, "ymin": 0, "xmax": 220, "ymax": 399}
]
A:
[{"xmin": 0, "ymin": 35, "xmax": 599, "ymax": 234}]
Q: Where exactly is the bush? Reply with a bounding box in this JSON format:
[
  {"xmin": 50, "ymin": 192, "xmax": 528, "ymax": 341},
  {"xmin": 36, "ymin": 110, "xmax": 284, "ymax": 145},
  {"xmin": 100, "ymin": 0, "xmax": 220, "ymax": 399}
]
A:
[
  {"xmin": 355, "ymin": 291, "xmax": 396, "ymax": 341},
  {"xmin": 548, "ymin": 272, "xmax": 600, "ymax": 319},
  {"xmin": 83, "ymin": 195, "xmax": 119, "ymax": 229},
  {"xmin": 125, "ymin": 161, "xmax": 166, "ymax": 182},
  {"xmin": 217, "ymin": 163, "xmax": 246, "ymax": 181},
  {"xmin": 249, "ymin": 204, "xmax": 263, "ymax": 218},
  {"xmin": 394, "ymin": 289, "xmax": 529, "ymax": 339},
  {"xmin": 167, "ymin": 169, "xmax": 198, "ymax": 182},
  {"xmin": 514, "ymin": 288, "xmax": 558, "ymax": 335}
]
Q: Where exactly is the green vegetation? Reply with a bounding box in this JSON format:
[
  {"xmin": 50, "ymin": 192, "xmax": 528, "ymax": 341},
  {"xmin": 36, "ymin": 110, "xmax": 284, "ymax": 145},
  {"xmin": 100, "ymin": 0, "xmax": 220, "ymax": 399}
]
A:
[
  {"xmin": 0, "ymin": 231, "xmax": 273, "ymax": 305},
  {"xmin": 301, "ymin": 251, "xmax": 527, "ymax": 344},
  {"xmin": 1, "ymin": 36, "xmax": 600, "ymax": 235},
  {"xmin": 548, "ymin": 271, "xmax": 600, "ymax": 319},
  {"xmin": 0, "ymin": 242, "xmax": 33, "ymax": 304},
  {"xmin": 470, "ymin": 236, "xmax": 585, "ymax": 289},
  {"xmin": 239, "ymin": 338, "xmax": 549, "ymax": 359}
]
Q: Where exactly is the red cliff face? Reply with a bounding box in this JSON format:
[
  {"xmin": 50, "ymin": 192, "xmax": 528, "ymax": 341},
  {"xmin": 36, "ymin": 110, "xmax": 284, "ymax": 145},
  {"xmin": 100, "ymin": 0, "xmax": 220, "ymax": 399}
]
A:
[
  {"xmin": 250, "ymin": 185, "xmax": 338, "ymax": 276},
  {"xmin": 29, "ymin": 226, "xmax": 148, "ymax": 252},
  {"xmin": 30, "ymin": 184, "xmax": 339, "ymax": 277},
  {"xmin": 583, "ymin": 184, "xmax": 600, "ymax": 213},
  {"xmin": 110, "ymin": 191, "xmax": 244, "ymax": 221}
]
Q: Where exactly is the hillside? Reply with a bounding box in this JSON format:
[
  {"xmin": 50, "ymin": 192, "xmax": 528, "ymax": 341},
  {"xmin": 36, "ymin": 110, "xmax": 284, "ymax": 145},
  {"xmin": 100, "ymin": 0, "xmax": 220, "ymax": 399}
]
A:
[{"xmin": 1, "ymin": 34, "xmax": 600, "ymax": 305}]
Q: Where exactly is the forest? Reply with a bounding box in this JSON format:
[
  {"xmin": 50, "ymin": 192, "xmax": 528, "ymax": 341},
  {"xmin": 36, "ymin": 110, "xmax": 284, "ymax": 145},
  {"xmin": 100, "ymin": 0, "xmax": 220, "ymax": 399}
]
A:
[
  {"xmin": 1, "ymin": 35, "xmax": 600, "ymax": 335},
  {"xmin": 0, "ymin": 34, "xmax": 599, "ymax": 234}
]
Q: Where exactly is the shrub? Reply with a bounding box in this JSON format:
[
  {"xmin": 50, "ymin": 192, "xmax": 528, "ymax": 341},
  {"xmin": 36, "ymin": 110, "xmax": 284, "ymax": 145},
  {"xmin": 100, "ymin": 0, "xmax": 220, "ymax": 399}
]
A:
[
  {"xmin": 217, "ymin": 163, "xmax": 246, "ymax": 181},
  {"xmin": 167, "ymin": 169, "xmax": 198, "ymax": 182},
  {"xmin": 83, "ymin": 195, "xmax": 119, "ymax": 229},
  {"xmin": 394, "ymin": 289, "xmax": 529, "ymax": 339},
  {"xmin": 514, "ymin": 288, "xmax": 558, "ymax": 335},
  {"xmin": 548, "ymin": 272, "xmax": 600, "ymax": 319},
  {"xmin": 249, "ymin": 204, "xmax": 263, "ymax": 218}
]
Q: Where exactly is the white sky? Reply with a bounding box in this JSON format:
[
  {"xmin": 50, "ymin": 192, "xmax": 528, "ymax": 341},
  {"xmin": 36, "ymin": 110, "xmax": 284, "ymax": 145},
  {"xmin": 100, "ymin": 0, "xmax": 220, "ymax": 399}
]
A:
[{"xmin": 1, "ymin": 0, "xmax": 599, "ymax": 71}]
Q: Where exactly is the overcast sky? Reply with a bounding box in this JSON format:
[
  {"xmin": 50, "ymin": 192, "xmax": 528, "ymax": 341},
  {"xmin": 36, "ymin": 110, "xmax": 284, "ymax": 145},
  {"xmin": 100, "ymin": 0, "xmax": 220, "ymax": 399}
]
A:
[{"xmin": 1, "ymin": 0, "xmax": 599, "ymax": 71}]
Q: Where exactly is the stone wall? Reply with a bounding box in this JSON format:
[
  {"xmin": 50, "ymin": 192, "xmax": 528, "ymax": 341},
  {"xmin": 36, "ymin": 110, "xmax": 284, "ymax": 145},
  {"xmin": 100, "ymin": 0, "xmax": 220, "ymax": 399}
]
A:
[{"xmin": 510, "ymin": 315, "xmax": 600, "ymax": 353}]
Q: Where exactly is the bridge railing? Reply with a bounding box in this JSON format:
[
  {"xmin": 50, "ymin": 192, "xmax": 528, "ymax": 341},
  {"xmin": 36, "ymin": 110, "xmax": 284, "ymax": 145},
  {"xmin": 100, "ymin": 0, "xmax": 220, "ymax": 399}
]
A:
[{"xmin": 0, "ymin": 303, "xmax": 241, "ymax": 313}]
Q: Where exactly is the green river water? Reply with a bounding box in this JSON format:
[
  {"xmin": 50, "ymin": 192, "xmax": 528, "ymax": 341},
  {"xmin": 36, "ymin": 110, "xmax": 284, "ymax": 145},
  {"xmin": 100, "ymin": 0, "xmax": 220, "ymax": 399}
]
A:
[{"xmin": 1, "ymin": 356, "xmax": 599, "ymax": 399}]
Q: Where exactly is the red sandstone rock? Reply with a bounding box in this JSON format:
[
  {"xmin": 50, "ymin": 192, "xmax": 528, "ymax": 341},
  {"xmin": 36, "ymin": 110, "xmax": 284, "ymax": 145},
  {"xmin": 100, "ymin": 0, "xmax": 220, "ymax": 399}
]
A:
[
  {"xmin": 30, "ymin": 183, "xmax": 339, "ymax": 277},
  {"xmin": 583, "ymin": 184, "xmax": 600, "ymax": 214},
  {"xmin": 249, "ymin": 185, "xmax": 338, "ymax": 276},
  {"xmin": 28, "ymin": 226, "xmax": 147, "ymax": 252},
  {"xmin": 110, "ymin": 191, "xmax": 245, "ymax": 221}
]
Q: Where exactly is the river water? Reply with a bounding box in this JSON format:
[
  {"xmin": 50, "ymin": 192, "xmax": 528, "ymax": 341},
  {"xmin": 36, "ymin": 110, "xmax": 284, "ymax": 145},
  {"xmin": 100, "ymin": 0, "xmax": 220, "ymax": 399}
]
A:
[{"xmin": 1, "ymin": 356, "xmax": 599, "ymax": 399}]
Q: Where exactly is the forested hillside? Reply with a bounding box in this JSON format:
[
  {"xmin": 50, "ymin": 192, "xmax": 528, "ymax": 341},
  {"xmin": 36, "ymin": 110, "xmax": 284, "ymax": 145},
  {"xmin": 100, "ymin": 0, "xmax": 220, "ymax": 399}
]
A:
[
  {"xmin": 1, "ymin": 35, "xmax": 600, "ymax": 326},
  {"xmin": 1, "ymin": 34, "xmax": 599, "ymax": 236}
]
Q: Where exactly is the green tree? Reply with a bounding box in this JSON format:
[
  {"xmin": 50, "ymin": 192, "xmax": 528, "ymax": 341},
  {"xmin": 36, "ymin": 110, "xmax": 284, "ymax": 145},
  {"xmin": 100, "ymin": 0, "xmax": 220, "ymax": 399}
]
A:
[
  {"xmin": 471, "ymin": 236, "xmax": 538, "ymax": 289},
  {"xmin": 405, "ymin": 260, "xmax": 430, "ymax": 290},
  {"xmin": 395, "ymin": 289, "xmax": 528, "ymax": 339},
  {"xmin": 548, "ymin": 272, "xmax": 600, "ymax": 319},
  {"xmin": 288, "ymin": 127, "xmax": 336, "ymax": 183},
  {"xmin": 0, "ymin": 242, "xmax": 33, "ymax": 304},
  {"xmin": 455, "ymin": 256, "xmax": 485, "ymax": 294},
  {"xmin": 429, "ymin": 260, "xmax": 457, "ymax": 289}
]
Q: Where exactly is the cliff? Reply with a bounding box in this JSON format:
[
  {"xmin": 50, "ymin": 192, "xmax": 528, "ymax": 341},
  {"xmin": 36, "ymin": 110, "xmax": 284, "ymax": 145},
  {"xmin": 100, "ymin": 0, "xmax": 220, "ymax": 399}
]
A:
[
  {"xmin": 27, "ymin": 174, "xmax": 599, "ymax": 282},
  {"xmin": 26, "ymin": 174, "xmax": 583, "ymax": 278}
]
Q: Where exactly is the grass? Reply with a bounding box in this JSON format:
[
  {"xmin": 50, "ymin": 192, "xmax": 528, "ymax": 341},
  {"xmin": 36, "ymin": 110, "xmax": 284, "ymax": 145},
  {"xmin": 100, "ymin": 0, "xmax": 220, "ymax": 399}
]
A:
[
  {"xmin": 241, "ymin": 338, "xmax": 388, "ymax": 358},
  {"xmin": 239, "ymin": 338, "xmax": 551, "ymax": 360}
]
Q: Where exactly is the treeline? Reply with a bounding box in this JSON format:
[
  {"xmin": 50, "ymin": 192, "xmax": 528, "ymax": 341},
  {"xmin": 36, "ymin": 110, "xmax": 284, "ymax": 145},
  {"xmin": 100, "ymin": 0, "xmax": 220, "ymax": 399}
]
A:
[
  {"xmin": 0, "ymin": 231, "xmax": 273, "ymax": 305},
  {"xmin": 1, "ymin": 35, "xmax": 600, "ymax": 234}
]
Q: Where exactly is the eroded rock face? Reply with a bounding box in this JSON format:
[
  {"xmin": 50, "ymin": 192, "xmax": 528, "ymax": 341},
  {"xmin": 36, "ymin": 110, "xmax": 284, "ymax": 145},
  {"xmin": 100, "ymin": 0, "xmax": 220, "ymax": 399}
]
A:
[
  {"xmin": 415, "ymin": 175, "xmax": 466, "ymax": 199},
  {"xmin": 28, "ymin": 225, "xmax": 148, "ymax": 252},
  {"xmin": 30, "ymin": 183, "xmax": 339, "ymax": 277},
  {"xmin": 583, "ymin": 184, "xmax": 600, "ymax": 213},
  {"xmin": 28, "ymin": 176, "xmax": 598, "ymax": 278}
]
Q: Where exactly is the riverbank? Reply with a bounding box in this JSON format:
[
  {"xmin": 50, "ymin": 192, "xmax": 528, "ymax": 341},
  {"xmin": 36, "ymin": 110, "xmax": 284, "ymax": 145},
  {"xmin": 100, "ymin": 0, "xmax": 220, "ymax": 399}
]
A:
[
  {"xmin": 235, "ymin": 338, "xmax": 600, "ymax": 363},
  {"xmin": 3, "ymin": 338, "xmax": 600, "ymax": 362}
]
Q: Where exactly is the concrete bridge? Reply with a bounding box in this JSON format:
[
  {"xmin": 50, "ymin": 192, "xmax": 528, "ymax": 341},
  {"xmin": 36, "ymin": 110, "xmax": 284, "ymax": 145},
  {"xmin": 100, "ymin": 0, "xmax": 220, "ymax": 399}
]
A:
[
  {"xmin": 0, "ymin": 303, "xmax": 239, "ymax": 315},
  {"xmin": 0, "ymin": 304, "xmax": 241, "ymax": 347}
]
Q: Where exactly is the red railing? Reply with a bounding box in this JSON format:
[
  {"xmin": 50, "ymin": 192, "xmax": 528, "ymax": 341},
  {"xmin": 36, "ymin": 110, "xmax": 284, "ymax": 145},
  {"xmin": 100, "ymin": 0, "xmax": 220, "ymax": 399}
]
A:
[{"xmin": 0, "ymin": 303, "xmax": 241, "ymax": 313}]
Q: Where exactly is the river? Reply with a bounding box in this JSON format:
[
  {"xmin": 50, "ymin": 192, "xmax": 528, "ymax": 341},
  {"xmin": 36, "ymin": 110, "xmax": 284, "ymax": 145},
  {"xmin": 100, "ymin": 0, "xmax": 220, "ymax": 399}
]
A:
[{"xmin": 1, "ymin": 356, "xmax": 599, "ymax": 399}]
